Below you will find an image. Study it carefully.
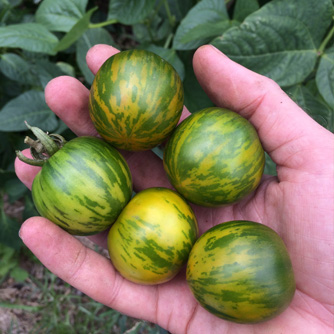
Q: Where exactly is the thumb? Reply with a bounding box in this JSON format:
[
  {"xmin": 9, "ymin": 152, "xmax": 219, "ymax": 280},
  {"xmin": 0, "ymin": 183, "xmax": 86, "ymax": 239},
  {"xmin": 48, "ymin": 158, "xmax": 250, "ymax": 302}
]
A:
[{"xmin": 192, "ymin": 45, "xmax": 333, "ymax": 176}]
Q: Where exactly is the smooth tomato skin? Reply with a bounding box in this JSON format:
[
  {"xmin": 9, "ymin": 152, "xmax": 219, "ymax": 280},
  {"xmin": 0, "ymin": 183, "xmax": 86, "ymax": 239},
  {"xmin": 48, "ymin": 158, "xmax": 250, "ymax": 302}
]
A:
[
  {"xmin": 32, "ymin": 136, "xmax": 133, "ymax": 235},
  {"xmin": 89, "ymin": 49, "xmax": 184, "ymax": 151},
  {"xmin": 163, "ymin": 107, "xmax": 265, "ymax": 207},
  {"xmin": 107, "ymin": 187, "xmax": 198, "ymax": 285},
  {"xmin": 186, "ymin": 221, "xmax": 296, "ymax": 323}
]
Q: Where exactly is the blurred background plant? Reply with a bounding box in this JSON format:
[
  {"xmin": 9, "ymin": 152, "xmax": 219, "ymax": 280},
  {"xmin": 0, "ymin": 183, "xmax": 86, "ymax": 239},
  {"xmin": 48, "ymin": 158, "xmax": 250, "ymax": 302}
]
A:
[{"xmin": 0, "ymin": 0, "xmax": 333, "ymax": 332}]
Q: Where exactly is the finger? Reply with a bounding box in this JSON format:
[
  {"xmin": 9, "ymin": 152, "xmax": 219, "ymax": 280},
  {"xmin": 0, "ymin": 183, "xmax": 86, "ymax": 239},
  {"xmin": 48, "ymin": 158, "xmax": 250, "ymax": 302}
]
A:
[
  {"xmin": 45, "ymin": 76, "xmax": 98, "ymax": 137},
  {"xmin": 193, "ymin": 45, "xmax": 332, "ymax": 173},
  {"xmin": 19, "ymin": 217, "xmax": 158, "ymax": 322},
  {"xmin": 14, "ymin": 149, "xmax": 40, "ymax": 190},
  {"xmin": 86, "ymin": 44, "xmax": 120, "ymax": 75}
]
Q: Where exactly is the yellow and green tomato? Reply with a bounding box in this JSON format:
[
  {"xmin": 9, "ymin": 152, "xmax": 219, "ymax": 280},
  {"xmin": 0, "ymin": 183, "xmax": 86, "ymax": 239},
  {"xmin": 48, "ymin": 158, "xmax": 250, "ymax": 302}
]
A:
[{"xmin": 108, "ymin": 187, "xmax": 198, "ymax": 285}]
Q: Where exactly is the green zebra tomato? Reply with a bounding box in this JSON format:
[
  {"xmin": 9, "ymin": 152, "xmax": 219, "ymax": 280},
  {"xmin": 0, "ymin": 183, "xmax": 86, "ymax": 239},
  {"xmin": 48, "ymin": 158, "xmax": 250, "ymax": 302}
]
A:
[
  {"xmin": 107, "ymin": 187, "xmax": 198, "ymax": 285},
  {"xmin": 17, "ymin": 125, "xmax": 133, "ymax": 236},
  {"xmin": 163, "ymin": 107, "xmax": 265, "ymax": 207},
  {"xmin": 186, "ymin": 221, "xmax": 296, "ymax": 323},
  {"xmin": 89, "ymin": 49, "xmax": 184, "ymax": 151}
]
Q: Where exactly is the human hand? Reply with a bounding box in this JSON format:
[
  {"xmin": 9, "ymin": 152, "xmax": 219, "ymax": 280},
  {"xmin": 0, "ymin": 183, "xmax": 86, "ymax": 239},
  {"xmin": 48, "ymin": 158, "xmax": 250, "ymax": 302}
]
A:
[{"xmin": 15, "ymin": 45, "xmax": 334, "ymax": 333}]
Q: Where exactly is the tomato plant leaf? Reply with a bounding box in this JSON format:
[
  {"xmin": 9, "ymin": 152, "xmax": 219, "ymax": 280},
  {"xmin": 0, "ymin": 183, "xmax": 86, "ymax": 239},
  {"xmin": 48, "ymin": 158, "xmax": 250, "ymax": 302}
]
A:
[
  {"xmin": 248, "ymin": 0, "xmax": 334, "ymax": 48},
  {"xmin": 55, "ymin": 62, "xmax": 76, "ymax": 77},
  {"xmin": 181, "ymin": 51, "xmax": 214, "ymax": 113},
  {"xmin": 0, "ymin": 53, "xmax": 37, "ymax": 85},
  {"xmin": 23, "ymin": 194, "xmax": 39, "ymax": 221},
  {"xmin": 0, "ymin": 209, "xmax": 22, "ymax": 249},
  {"xmin": 10, "ymin": 267, "xmax": 29, "ymax": 282},
  {"xmin": 53, "ymin": 7, "xmax": 98, "ymax": 52},
  {"xmin": 173, "ymin": 0, "xmax": 231, "ymax": 50},
  {"xmin": 264, "ymin": 153, "xmax": 277, "ymax": 176},
  {"xmin": 159, "ymin": 0, "xmax": 196, "ymax": 23},
  {"xmin": 286, "ymin": 84, "xmax": 334, "ymax": 132},
  {"xmin": 4, "ymin": 178, "xmax": 28, "ymax": 204},
  {"xmin": 35, "ymin": 0, "xmax": 88, "ymax": 32},
  {"xmin": 108, "ymin": 0, "xmax": 155, "ymax": 25},
  {"xmin": 33, "ymin": 59, "xmax": 67, "ymax": 88},
  {"xmin": 76, "ymin": 28, "xmax": 116, "ymax": 84},
  {"xmin": 233, "ymin": 0, "xmax": 259, "ymax": 22},
  {"xmin": 0, "ymin": 90, "xmax": 58, "ymax": 132},
  {"xmin": 0, "ymin": 170, "xmax": 16, "ymax": 188},
  {"xmin": 212, "ymin": 15, "xmax": 317, "ymax": 87},
  {"xmin": 316, "ymin": 47, "xmax": 334, "ymax": 109},
  {"xmin": 133, "ymin": 16, "xmax": 171, "ymax": 44},
  {"xmin": 0, "ymin": 23, "xmax": 58, "ymax": 54}
]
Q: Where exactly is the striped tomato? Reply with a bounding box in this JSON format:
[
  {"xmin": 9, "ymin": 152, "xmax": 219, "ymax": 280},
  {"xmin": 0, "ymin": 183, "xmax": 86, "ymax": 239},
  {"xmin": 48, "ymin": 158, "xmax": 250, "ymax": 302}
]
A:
[
  {"xmin": 89, "ymin": 49, "xmax": 184, "ymax": 151},
  {"xmin": 186, "ymin": 221, "xmax": 296, "ymax": 323},
  {"xmin": 163, "ymin": 107, "xmax": 265, "ymax": 206},
  {"xmin": 17, "ymin": 125, "xmax": 132, "ymax": 236},
  {"xmin": 107, "ymin": 187, "xmax": 198, "ymax": 285}
]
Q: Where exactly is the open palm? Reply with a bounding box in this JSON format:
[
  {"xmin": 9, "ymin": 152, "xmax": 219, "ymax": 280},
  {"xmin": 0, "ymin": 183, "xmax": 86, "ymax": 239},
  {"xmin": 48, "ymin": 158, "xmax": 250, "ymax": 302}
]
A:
[{"xmin": 15, "ymin": 45, "xmax": 334, "ymax": 333}]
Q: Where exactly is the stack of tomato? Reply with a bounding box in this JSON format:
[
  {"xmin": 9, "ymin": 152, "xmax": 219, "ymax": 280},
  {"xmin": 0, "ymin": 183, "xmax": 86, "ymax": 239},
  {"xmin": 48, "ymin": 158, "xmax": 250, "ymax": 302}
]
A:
[{"xmin": 17, "ymin": 49, "xmax": 295, "ymax": 324}]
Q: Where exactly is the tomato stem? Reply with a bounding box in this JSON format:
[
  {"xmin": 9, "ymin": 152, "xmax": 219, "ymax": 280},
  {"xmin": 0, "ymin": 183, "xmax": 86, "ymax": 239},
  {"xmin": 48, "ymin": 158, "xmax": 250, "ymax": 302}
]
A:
[
  {"xmin": 15, "ymin": 150, "xmax": 45, "ymax": 167},
  {"xmin": 16, "ymin": 122, "xmax": 67, "ymax": 167}
]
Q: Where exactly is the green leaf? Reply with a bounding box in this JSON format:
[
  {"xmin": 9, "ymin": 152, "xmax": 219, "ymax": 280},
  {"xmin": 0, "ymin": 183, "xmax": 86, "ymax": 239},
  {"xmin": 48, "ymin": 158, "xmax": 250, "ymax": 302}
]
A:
[
  {"xmin": 0, "ymin": 258, "xmax": 16, "ymax": 278},
  {"xmin": 233, "ymin": 0, "xmax": 259, "ymax": 22},
  {"xmin": 316, "ymin": 47, "xmax": 334, "ymax": 109},
  {"xmin": 76, "ymin": 28, "xmax": 116, "ymax": 84},
  {"xmin": 10, "ymin": 266, "xmax": 29, "ymax": 282},
  {"xmin": 0, "ymin": 53, "xmax": 37, "ymax": 85},
  {"xmin": 53, "ymin": 7, "xmax": 98, "ymax": 52},
  {"xmin": 140, "ymin": 44, "xmax": 185, "ymax": 80},
  {"xmin": 286, "ymin": 84, "xmax": 334, "ymax": 131},
  {"xmin": 248, "ymin": 0, "xmax": 334, "ymax": 48},
  {"xmin": 4, "ymin": 178, "xmax": 27, "ymax": 203},
  {"xmin": 23, "ymin": 194, "xmax": 39, "ymax": 221},
  {"xmin": 0, "ymin": 90, "xmax": 58, "ymax": 132},
  {"xmin": 181, "ymin": 51, "xmax": 215, "ymax": 113},
  {"xmin": 212, "ymin": 15, "xmax": 317, "ymax": 86},
  {"xmin": 158, "ymin": 0, "xmax": 195, "ymax": 23},
  {"xmin": 173, "ymin": 0, "xmax": 231, "ymax": 50},
  {"xmin": 264, "ymin": 152, "xmax": 277, "ymax": 176},
  {"xmin": 35, "ymin": 0, "xmax": 88, "ymax": 32},
  {"xmin": 108, "ymin": 0, "xmax": 155, "ymax": 25},
  {"xmin": 33, "ymin": 59, "xmax": 66, "ymax": 88},
  {"xmin": 133, "ymin": 16, "xmax": 171, "ymax": 44},
  {"xmin": 0, "ymin": 23, "xmax": 58, "ymax": 54},
  {"xmin": 56, "ymin": 62, "xmax": 76, "ymax": 77},
  {"xmin": 0, "ymin": 210, "xmax": 22, "ymax": 249},
  {"xmin": 0, "ymin": 170, "xmax": 16, "ymax": 188}
]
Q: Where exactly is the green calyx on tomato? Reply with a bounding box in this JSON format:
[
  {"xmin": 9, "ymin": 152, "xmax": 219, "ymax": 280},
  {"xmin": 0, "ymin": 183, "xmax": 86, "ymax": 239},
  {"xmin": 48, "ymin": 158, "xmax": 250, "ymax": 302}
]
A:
[
  {"xmin": 16, "ymin": 121, "xmax": 66, "ymax": 166},
  {"xmin": 16, "ymin": 123, "xmax": 133, "ymax": 236}
]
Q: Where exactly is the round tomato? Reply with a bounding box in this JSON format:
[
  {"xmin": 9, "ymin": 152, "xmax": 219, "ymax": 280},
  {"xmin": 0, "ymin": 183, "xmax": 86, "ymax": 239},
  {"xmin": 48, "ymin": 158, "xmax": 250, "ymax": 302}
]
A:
[
  {"xmin": 89, "ymin": 49, "xmax": 184, "ymax": 151},
  {"xmin": 17, "ymin": 125, "xmax": 133, "ymax": 235},
  {"xmin": 107, "ymin": 187, "xmax": 198, "ymax": 285},
  {"xmin": 186, "ymin": 220, "xmax": 296, "ymax": 323},
  {"xmin": 163, "ymin": 107, "xmax": 265, "ymax": 207}
]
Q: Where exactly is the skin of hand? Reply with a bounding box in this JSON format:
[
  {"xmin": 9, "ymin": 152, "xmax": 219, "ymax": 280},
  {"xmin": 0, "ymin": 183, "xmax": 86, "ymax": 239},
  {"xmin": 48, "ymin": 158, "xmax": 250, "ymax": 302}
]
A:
[{"xmin": 15, "ymin": 44, "xmax": 334, "ymax": 334}]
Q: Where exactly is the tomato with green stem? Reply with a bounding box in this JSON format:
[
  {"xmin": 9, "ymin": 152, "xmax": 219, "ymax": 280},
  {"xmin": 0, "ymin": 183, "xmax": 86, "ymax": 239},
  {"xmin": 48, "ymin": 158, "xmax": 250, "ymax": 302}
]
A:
[{"xmin": 16, "ymin": 123, "xmax": 133, "ymax": 235}]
